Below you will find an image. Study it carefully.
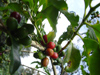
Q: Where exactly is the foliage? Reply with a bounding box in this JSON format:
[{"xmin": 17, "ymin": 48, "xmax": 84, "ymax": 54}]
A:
[{"xmin": 0, "ymin": 0, "xmax": 100, "ymax": 75}]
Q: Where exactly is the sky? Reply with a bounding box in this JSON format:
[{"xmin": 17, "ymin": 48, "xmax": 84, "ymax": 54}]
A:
[{"xmin": 21, "ymin": 0, "xmax": 100, "ymax": 75}]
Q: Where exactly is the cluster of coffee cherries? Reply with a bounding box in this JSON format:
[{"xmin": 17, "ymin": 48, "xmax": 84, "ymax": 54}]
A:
[
  {"xmin": 6, "ymin": 11, "xmax": 34, "ymax": 46},
  {"xmin": 34, "ymin": 35, "xmax": 65, "ymax": 67}
]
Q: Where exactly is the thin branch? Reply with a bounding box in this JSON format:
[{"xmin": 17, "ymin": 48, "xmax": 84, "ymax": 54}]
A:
[
  {"xmin": 28, "ymin": 8, "xmax": 46, "ymax": 44},
  {"xmin": 4, "ymin": 50, "xmax": 34, "ymax": 53},
  {"xmin": 21, "ymin": 50, "xmax": 34, "ymax": 53},
  {"xmin": 50, "ymin": 58, "xmax": 57, "ymax": 75},
  {"xmin": 22, "ymin": 64, "xmax": 48, "ymax": 75},
  {"xmin": 58, "ymin": 2, "xmax": 100, "ymax": 54},
  {"xmin": 60, "ymin": 63, "xmax": 64, "ymax": 75}
]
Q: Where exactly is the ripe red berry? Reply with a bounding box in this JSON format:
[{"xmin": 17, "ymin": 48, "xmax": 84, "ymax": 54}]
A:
[
  {"xmin": 46, "ymin": 48, "xmax": 54, "ymax": 56},
  {"xmin": 47, "ymin": 42, "xmax": 55, "ymax": 49},
  {"xmin": 50, "ymin": 52, "xmax": 58, "ymax": 59},
  {"xmin": 43, "ymin": 35, "xmax": 48, "ymax": 43},
  {"xmin": 10, "ymin": 11, "xmax": 21, "ymax": 23},
  {"xmin": 41, "ymin": 35, "xmax": 48, "ymax": 46}
]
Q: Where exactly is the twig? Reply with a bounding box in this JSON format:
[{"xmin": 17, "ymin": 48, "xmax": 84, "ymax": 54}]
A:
[
  {"xmin": 60, "ymin": 63, "xmax": 64, "ymax": 75},
  {"xmin": 50, "ymin": 58, "xmax": 57, "ymax": 75},
  {"xmin": 4, "ymin": 49, "xmax": 34, "ymax": 53},
  {"xmin": 28, "ymin": 8, "xmax": 46, "ymax": 44},
  {"xmin": 22, "ymin": 64, "xmax": 48, "ymax": 75}
]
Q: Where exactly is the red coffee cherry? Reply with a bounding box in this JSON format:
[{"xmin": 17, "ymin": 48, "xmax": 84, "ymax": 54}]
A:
[
  {"xmin": 46, "ymin": 48, "xmax": 54, "ymax": 56},
  {"xmin": 47, "ymin": 42, "xmax": 55, "ymax": 49},
  {"xmin": 10, "ymin": 11, "xmax": 21, "ymax": 23},
  {"xmin": 51, "ymin": 52, "xmax": 58, "ymax": 59}
]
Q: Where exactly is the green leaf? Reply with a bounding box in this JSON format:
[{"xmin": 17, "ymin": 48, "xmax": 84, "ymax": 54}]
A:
[
  {"xmin": 86, "ymin": 26, "xmax": 98, "ymax": 41},
  {"xmin": 84, "ymin": 0, "xmax": 92, "ymax": 10},
  {"xmin": 49, "ymin": 0, "xmax": 68, "ymax": 11},
  {"xmin": 8, "ymin": 3, "xmax": 29, "ymax": 17},
  {"xmin": 47, "ymin": 31, "xmax": 56, "ymax": 43},
  {"xmin": 42, "ymin": 6, "xmax": 58, "ymax": 32},
  {"xmin": 83, "ymin": 38, "xmax": 99, "ymax": 56},
  {"xmin": 42, "ymin": 0, "xmax": 51, "ymax": 10},
  {"xmin": 88, "ymin": 49, "xmax": 100, "ymax": 75},
  {"xmin": 63, "ymin": 43, "xmax": 73, "ymax": 65},
  {"xmin": 61, "ymin": 10, "xmax": 79, "ymax": 28},
  {"xmin": 39, "ymin": 0, "xmax": 47, "ymax": 6},
  {"xmin": 0, "ymin": 3, "xmax": 30, "ymax": 17},
  {"xmin": 64, "ymin": 43, "xmax": 81, "ymax": 72},
  {"xmin": 91, "ymin": 24, "xmax": 100, "ymax": 44},
  {"xmin": 9, "ymin": 38, "xmax": 21, "ymax": 74},
  {"xmin": 58, "ymin": 31, "xmax": 67, "ymax": 44},
  {"xmin": 58, "ymin": 25, "xmax": 74, "ymax": 44},
  {"xmin": 33, "ymin": 0, "xmax": 38, "ymax": 13},
  {"xmin": 22, "ymin": 0, "xmax": 34, "ymax": 10}
]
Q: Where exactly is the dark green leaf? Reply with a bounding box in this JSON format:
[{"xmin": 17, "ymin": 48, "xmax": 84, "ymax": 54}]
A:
[
  {"xmin": 91, "ymin": 24, "xmax": 100, "ymax": 44},
  {"xmin": 8, "ymin": 3, "xmax": 29, "ymax": 17},
  {"xmin": 83, "ymin": 38, "xmax": 99, "ymax": 56},
  {"xmin": 47, "ymin": 31, "xmax": 56, "ymax": 43},
  {"xmin": 61, "ymin": 10, "xmax": 79, "ymax": 28},
  {"xmin": 0, "ymin": 3, "xmax": 29, "ymax": 17},
  {"xmin": 49, "ymin": 0, "xmax": 68, "ymax": 11},
  {"xmin": 88, "ymin": 49, "xmax": 100, "ymax": 75},
  {"xmin": 9, "ymin": 38, "xmax": 21, "ymax": 74},
  {"xmin": 22, "ymin": 0, "xmax": 34, "ymax": 10},
  {"xmin": 42, "ymin": 6, "xmax": 58, "ymax": 32}
]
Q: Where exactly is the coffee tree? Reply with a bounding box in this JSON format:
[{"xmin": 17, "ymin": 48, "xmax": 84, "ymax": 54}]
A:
[{"xmin": 0, "ymin": 0, "xmax": 100, "ymax": 75}]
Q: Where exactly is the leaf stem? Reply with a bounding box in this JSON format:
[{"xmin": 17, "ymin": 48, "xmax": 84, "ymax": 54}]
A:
[
  {"xmin": 77, "ymin": 33, "xmax": 83, "ymax": 40},
  {"xmin": 58, "ymin": 2, "xmax": 100, "ymax": 54}
]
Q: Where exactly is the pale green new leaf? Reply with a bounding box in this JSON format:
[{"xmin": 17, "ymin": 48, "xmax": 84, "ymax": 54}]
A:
[{"xmin": 47, "ymin": 31, "xmax": 56, "ymax": 43}]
